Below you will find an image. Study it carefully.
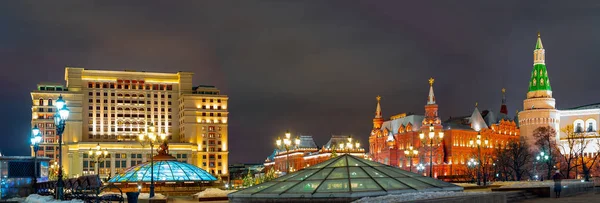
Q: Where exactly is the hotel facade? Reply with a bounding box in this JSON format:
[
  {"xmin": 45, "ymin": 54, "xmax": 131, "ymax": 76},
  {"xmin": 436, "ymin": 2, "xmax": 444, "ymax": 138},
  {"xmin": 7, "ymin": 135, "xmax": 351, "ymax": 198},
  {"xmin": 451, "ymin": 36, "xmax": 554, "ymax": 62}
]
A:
[{"xmin": 30, "ymin": 67, "xmax": 229, "ymax": 179}]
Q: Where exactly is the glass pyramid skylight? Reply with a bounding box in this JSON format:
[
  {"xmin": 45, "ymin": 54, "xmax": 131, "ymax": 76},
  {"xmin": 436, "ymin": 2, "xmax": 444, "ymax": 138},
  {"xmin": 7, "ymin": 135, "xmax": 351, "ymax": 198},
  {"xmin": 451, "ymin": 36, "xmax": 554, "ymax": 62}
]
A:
[
  {"xmin": 108, "ymin": 160, "xmax": 217, "ymax": 183},
  {"xmin": 229, "ymin": 154, "xmax": 462, "ymax": 201}
]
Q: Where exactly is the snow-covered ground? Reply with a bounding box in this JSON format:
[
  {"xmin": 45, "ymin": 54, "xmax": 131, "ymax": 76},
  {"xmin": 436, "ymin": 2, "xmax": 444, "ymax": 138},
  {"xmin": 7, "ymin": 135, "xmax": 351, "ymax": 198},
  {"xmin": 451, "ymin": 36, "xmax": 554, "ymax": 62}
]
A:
[
  {"xmin": 23, "ymin": 194, "xmax": 84, "ymax": 203},
  {"xmin": 353, "ymin": 191, "xmax": 491, "ymax": 203},
  {"xmin": 193, "ymin": 188, "xmax": 237, "ymax": 198},
  {"xmin": 137, "ymin": 193, "xmax": 166, "ymax": 199}
]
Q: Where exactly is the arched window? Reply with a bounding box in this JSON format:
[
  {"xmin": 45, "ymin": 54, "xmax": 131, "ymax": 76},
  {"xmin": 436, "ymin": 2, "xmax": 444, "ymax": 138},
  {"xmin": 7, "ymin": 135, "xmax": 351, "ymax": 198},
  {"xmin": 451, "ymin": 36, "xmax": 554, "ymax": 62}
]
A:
[
  {"xmin": 39, "ymin": 99, "xmax": 44, "ymax": 106},
  {"xmin": 48, "ymin": 99, "xmax": 53, "ymax": 106},
  {"xmin": 585, "ymin": 119, "xmax": 597, "ymax": 132},
  {"xmin": 574, "ymin": 119, "xmax": 585, "ymax": 133}
]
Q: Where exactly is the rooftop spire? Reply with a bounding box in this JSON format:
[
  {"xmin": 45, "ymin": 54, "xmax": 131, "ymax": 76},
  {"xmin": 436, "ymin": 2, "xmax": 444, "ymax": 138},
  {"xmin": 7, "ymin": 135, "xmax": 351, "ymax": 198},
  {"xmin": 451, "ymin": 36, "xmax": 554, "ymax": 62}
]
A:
[
  {"xmin": 375, "ymin": 95, "xmax": 382, "ymax": 119},
  {"xmin": 529, "ymin": 32, "xmax": 552, "ymax": 94},
  {"xmin": 500, "ymin": 88, "xmax": 508, "ymax": 115},
  {"xmin": 427, "ymin": 78, "xmax": 436, "ymax": 105},
  {"xmin": 535, "ymin": 32, "xmax": 543, "ymax": 49}
]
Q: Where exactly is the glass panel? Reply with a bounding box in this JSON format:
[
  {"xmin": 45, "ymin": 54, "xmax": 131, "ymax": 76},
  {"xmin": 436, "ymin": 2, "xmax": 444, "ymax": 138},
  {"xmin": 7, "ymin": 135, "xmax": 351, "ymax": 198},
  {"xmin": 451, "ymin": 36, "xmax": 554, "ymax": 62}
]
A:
[
  {"xmin": 373, "ymin": 167, "xmax": 409, "ymax": 178},
  {"xmin": 326, "ymin": 168, "xmax": 348, "ymax": 179},
  {"xmin": 328, "ymin": 157, "xmax": 347, "ymax": 168},
  {"xmin": 362, "ymin": 167, "xmax": 387, "ymax": 178},
  {"xmin": 316, "ymin": 179, "xmax": 349, "ymax": 193},
  {"xmin": 307, "ymin": 168, "xmax": 333, "ymax": 180},
  {"xmin": 347, "ymin": 157, "xmax": 367, "ymax": 166},
  {"xmin": 351, "ymin": 178, "xmax": 382, "ymax": 192},
  {"xmin": 238, "ymin": 182, "xmax": 277, "ymax": 194},
  {"xmin": 415, "ymin": 177, "xmax": 456, "ymax": 187},
  {"xmin": 348, "ymin": 167, "xmax": 369, "ymax": 178},
  {"xmin": 286, "ymin": 180, "xmax": 322, "ymax": 193},
  {"xmin": 260, "ymin": 181, "xmax": 300, "ymax": 194},
  {"xmin": 289, "ymin": 169, "xmax": 318, "ymax": 181},
  {"xmin": 374, "ymin": 178, "xmax": 411, "ymax": 190},
  {"xmin": 396, "ymin": 177, "xmax": 432, "ymax": 190},
  {"xmin": 310, "ymin": 158, "xmax": 338, "ymax": 168}
]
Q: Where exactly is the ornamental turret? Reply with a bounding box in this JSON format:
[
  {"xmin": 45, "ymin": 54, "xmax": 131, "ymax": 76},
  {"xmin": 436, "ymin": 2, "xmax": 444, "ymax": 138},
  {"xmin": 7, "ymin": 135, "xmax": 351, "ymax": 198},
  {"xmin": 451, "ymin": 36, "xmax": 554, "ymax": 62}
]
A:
[
  {"xmin": 373, "ymin": 96, "xmax": 384, "ymax": 129},
  {"xmin": 518, "ymin": 32, "xmax": 560, "ymax": 144},
  {"xmin": 422, "ymin": 78, "xmax": 441, "ymax": 127}
]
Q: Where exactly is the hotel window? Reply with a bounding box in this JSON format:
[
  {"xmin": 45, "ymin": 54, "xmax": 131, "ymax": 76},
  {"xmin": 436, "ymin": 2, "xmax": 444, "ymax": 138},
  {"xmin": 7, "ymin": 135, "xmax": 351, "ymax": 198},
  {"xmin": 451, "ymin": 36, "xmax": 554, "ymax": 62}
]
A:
[
  {"xmin": 88, "ymin": 83, "xmax": 93, "ymax": 88},
  {"xmin": 96, "ymin": 92, "xmax": 100, "ymax": 96},
  {"xmin": 88, "ymin": 92, "xmax": 93, "ymax": 96},
  {"xmin": 217, "ymin": 99, "xmax": 221, "ymax": 103},
  {"xmin": 95, "ymin": 84, "xmax": 100, "ymax": 88}
]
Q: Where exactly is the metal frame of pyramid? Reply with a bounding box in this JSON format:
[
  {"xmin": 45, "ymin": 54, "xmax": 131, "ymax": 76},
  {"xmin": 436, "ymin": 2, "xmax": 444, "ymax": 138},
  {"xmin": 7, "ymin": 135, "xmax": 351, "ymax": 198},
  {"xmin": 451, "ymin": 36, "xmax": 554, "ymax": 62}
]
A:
[{"xmin": 229, "ymin": 154, "xmax": 462, "ymax": 202}]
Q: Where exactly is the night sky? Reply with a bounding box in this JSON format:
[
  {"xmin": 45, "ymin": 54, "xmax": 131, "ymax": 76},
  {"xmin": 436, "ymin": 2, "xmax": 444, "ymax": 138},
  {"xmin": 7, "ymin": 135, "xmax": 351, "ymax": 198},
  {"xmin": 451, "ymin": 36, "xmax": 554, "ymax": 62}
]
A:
[{"xmin": 1, "ymin": 1, "xmax": 600, "ymax": 164}]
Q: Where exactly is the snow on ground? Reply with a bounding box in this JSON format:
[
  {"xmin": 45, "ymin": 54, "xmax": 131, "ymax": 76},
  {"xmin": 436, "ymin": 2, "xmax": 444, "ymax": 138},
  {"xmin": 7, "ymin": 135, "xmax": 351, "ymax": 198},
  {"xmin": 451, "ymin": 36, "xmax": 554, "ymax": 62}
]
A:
[
  {"xmin": 24, "ymin": 194, "xmax": 84, "ymax": 203},
  {"xmin": 353, "ymin": 191, "xmax": 491, "ymax": 203},
  {"xmin": 193, "ymin": 188, "xmax": 237, "ymax": 198},
  {"xmin": 137, "ymin": 193, "xmax": 166, "ymax": 199}
]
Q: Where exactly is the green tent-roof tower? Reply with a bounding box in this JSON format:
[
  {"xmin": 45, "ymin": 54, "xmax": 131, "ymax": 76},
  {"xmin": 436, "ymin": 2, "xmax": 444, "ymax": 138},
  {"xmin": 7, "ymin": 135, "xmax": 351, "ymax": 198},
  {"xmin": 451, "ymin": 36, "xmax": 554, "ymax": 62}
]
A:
[{"xmin": 528, "ymin": 32, "xmax": 552, "ymax": 94}]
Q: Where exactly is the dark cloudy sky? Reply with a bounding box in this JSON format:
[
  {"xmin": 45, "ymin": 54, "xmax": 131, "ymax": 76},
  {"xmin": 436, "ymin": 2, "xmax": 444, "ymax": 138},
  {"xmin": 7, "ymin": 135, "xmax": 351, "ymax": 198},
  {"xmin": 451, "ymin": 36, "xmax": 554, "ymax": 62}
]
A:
[{"xmin": 1, "ymin": 1, "xmax": 600, "ymax": 163}]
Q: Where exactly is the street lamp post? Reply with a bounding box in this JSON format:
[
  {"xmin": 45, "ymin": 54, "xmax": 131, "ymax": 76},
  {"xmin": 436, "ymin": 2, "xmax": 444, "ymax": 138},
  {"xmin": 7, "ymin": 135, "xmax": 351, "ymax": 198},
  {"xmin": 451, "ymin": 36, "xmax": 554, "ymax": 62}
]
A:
[
  {"xmin": 88, "ymin": 143, "xmax": 109, "ymax": 178},
  {"xmin": 53, "ymin": 95, "xmax": 69, "ymax": 200},
  {"xmin": 275, "ymin": 130, "xmax": 300, "ymax": 173},
  {"xmin": 31, "ymin": 126, "xmax": 42, "ymax": 193},
  {"xmin": 467, "ymin": 158, "xmax": 479, "ymax": 184},
  {"xmin": 535, "ymin": 152, "xmax": 548, "ymax": 181},
  {"xmin": 469, "ymin": 131, "xmax": 488, "ymax": 186},
  {"xmin": 404, "ymin": 145, "xmax": 418, "ymax": 173},
  {"xmin": 138, "ymin": 123, "xmax": 166, "ymax": 198},
  {"xmin": 419, "ymin": 124, "xmax": 444, "ymax": 177}
]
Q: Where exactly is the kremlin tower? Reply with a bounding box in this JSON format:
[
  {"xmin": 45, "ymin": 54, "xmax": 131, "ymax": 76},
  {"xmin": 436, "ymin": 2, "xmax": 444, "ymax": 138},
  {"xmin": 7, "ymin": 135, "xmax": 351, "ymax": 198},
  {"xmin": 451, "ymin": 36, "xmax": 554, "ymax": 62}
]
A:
[{"xmin": 518, "ymin": 32, "xmax": 560, "ymax": 142}]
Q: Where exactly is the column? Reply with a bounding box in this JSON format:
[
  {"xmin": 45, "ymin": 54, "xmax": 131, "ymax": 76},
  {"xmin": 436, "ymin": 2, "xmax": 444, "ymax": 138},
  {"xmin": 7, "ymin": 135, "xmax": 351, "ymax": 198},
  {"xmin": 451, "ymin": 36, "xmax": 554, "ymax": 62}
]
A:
[
  {"xmin": 126, "ymin": 153, "xmax": 132, "ymax": 168},
  {"xmin": 110, "ymin": 152, "xmax": 116, "ymax": 177}
]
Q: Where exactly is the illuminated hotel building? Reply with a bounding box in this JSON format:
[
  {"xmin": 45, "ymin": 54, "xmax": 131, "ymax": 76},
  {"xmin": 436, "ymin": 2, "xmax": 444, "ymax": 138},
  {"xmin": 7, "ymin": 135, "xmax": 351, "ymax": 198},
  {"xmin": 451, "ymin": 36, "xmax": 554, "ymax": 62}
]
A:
[{"xmin": 30, "ymin": 67, "xmax": 229, "ymax": 179}]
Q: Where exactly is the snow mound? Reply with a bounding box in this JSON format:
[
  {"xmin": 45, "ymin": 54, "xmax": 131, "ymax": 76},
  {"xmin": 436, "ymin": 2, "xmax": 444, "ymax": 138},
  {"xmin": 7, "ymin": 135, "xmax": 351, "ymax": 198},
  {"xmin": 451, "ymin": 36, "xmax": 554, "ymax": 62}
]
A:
[
  {"xmin": 137, "ymin": 193, "xmax": 166, "ymax": 199},
  {"xmin": 193, "ymin": 188, "xmax": 237, "ymax": 198},
  {"xmin": 24, "ymin": 194, "xmax": 84, "ymax": 203},
  {"xmin": 353, "ymin": 191, "xmax": 490, "ymax": 203}
]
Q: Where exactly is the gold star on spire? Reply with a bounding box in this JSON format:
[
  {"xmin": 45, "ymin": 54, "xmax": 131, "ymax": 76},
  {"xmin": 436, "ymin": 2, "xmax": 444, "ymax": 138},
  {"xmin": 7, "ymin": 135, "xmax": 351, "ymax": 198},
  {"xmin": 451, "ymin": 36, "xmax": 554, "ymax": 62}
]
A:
[
  {"xmin": 502, "ymin": 88, "xmax": 506, "ymax": 93},
  {"xmin": 428, "ymin": 78, "xmax": 435, "ymax": 86},
  {"xmin": 475, "ymin": 102, "xmax": 478, "ymax": 107},
  {"xmin": 376, "ymin": 95, "xmax": 381, "ymax": 101},
  {"xmin": 537, "ymin": 31, "xmax": 540, "ymax": 37}
]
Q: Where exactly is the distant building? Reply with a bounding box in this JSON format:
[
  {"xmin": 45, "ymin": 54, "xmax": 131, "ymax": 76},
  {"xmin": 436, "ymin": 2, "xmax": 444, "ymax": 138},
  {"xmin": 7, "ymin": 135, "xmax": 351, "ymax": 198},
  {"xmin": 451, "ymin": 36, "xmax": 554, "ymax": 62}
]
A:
[
  {"xmin": 369, "ymin": 78, "xmax": 518, "ymax": 177},
  {"xmin": 30, "ymin": 67, "xmax": 229, "ymax": 180},
  {"xmin": 264, "ymin": 135, "xmax": 367, "ymax": 173},
  {"xmin": 229, "ymin": 163, "xmax": 264, "ymax": 188}
]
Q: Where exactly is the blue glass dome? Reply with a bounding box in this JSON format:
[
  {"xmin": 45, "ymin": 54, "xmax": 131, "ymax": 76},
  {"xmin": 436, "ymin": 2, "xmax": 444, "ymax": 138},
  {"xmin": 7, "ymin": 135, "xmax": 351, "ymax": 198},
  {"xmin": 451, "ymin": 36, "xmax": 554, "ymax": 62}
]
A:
[{"xmin": 108, "ymin": 160, "xmax": 217, "ymax": 183}]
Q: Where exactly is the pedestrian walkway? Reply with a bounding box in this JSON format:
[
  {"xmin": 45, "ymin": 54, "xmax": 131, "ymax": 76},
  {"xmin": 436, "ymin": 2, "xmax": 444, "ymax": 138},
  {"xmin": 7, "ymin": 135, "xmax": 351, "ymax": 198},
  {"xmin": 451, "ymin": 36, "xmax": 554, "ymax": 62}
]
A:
[{"xmin": 520, "ymin": 191, "xmax": 598, "ymax": 203}]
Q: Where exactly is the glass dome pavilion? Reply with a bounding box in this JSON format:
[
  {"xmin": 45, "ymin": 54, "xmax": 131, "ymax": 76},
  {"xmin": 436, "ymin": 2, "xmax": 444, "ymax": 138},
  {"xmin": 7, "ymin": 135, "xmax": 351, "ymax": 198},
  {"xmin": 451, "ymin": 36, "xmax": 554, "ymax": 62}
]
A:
[
  {"xmin": 228, "ymin": 154, "xmax": 462, "ymax": 202},
  {"xmin": 108, "ymin": 155, "xmax": 217, "ymax": 183}
]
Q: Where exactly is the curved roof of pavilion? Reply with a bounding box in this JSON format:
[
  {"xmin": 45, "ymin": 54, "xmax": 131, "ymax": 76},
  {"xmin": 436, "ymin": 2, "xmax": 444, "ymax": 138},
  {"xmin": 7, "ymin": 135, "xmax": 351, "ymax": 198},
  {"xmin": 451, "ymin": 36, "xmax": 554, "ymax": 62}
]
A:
[
  {"xmin": 108, "ymin": 155, "xmax": 217, "ymax": 183},
  {"xmin": 228, "ymin": 154, "xmax": 462, "ymax": 202}
]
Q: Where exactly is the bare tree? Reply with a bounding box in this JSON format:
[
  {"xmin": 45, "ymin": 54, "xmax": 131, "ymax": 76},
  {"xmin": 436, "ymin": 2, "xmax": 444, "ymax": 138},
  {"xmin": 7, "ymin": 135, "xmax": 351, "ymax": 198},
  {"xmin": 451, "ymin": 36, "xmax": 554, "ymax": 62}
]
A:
[
  {"xmin": 559, "ymin": 125, "xmax": 580, "ymax": 179},
  {"xmin": 507, "ymin": 137, "xmax": 531, "ymax": 181},
  {"xmin": 494, "ymin": 143, "xmax": 512, "ymax": 181},
  {"xmin": 575, "ymin": 130, "xmax": 600, "ymax": 181},
  {"xmin": 533, "ymin": 126, "xmax": 559, "ymax": 179}
]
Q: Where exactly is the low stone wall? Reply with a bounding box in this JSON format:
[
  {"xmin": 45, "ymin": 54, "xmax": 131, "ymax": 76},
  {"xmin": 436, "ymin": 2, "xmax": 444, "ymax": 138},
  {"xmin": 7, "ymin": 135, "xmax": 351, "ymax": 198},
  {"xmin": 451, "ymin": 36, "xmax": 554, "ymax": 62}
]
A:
[
  {"xmin": 491, "ymin": 180, "xmax": 594, "ymax": 198},
  {"xmin": 408, "ymin": 193, "xmax": 506, "ymax": 203}
]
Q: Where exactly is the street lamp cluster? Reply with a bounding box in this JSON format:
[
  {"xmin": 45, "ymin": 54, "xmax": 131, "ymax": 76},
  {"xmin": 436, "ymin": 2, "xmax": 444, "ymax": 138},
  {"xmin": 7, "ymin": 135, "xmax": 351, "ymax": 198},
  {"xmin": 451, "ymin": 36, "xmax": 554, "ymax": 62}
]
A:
[
  {"xmin": 138, "ymin": 123, "xmax": 166, "ymax": 198},
  {"xmin": 31, "ymin": 126, "xmax": 43, "ymax": 192},
  {"xmin": 470, "ymin": 132, "xmax": 489, "ymax": 186},
  {"xmin": 419, "ymin": 124, "xmax": 444, "ymax": 177},
  {"xmin": 88, "ymin": 143, "xmax": 109, "ymax": 178},
  {"xmin": 416, "ymin": 163, "xmax": 425, "ymax": 174},
  {"xmin": 52, "ymin": 95, "xmax": 70, "ymax": 200},
  {"xmin": 276, "ymin": 130, "xmax": 300, "ymax": 173},
  {"xmin": 404, "ymin": 145, "xmax": 418, "ymax": 172},
  {"xmin": 534, "ymin": 151, "xmax": 549, "ymax": 180},
  {"xmin": 337, "ymin": 136, "xmax": 360, "ymax": 152}
]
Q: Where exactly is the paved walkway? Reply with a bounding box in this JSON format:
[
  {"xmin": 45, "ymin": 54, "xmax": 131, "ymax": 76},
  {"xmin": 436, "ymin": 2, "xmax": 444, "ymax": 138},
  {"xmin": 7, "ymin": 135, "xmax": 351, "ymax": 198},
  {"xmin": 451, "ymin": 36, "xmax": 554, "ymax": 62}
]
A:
[{"xmin": 520, "ymin": 191, "xmax": 598, "ymax": 203}]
